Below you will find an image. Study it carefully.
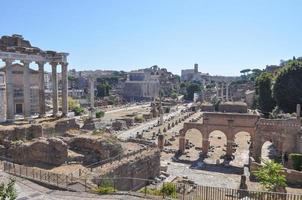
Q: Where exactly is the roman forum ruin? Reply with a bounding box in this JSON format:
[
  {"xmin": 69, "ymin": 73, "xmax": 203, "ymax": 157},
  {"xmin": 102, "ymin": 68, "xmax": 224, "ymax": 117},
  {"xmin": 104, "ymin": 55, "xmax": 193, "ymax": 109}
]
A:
[{"xmin": 0, "ymin": 34, "xmax": 69, "ymax": 121}]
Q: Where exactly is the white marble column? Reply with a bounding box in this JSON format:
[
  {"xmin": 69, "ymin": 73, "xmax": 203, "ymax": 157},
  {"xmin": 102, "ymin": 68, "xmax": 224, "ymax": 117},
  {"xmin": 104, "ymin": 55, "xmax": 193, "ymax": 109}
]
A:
[
  {"xmin": 220, "ymin": 82, "xmax": 224, "ymax": 100},
  {"xmin": 226, "ymin": 83, "xmax": 229, "ymax": 101},
  {"xmin": 4, "ymin": 59, "xmax": 15, "ymax": 121},
  {"xmin": 216, "ymin": 82, "xmax": 219, "ymax": 98},
  {"xmin": 89, "ymin": 77, "xmax": 95, "ymax": 119},
  {"xmin": 51, "ymin": 62, "xmax": 58, "ymax": 116},
  {"xmin": 21, "ymin": 60, "xmax": 31, "ymax": 118},
  {"xmin": 37, "ymin": 62, "xmax": 46, "ymax": 116},
  {"xmin": 61, "ymin": 62, "xmax": 68, "ymax": 116}
]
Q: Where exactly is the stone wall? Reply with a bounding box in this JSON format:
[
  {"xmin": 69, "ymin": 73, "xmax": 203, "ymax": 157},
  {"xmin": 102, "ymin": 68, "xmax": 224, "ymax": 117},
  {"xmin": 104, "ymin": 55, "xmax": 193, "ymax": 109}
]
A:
[
  {"xmin": 253, "ymin": 118, "xmax": 301, "ymax": 161},
  {"xmin": 4, "ymin": 137, "xmax": 68, "ymax": 166},
  {"xmin": 68, "ymin": 136, "xmax": 123, "ymax": 164},
  {"xmin": 94, "ymin": 149, "xmax": 160, "ymax": 191},
  {"xmin": 0, "ymin": 118, "xmax": 79, "ymax": 144}
]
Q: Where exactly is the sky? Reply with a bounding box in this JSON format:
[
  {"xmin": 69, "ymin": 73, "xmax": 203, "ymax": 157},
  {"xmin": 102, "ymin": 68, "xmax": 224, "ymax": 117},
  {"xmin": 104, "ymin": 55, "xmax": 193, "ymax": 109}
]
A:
[{"xmin": 0, "ymin": 0, "xmax": 302, "ymax": 76}]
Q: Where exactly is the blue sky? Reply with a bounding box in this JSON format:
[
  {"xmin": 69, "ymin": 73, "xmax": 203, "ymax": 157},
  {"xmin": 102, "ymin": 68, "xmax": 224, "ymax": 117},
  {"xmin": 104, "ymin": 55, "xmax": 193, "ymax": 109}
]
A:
[{"xmin": 0, "ymin": 0, "xmax": 301, "ymax": 75}]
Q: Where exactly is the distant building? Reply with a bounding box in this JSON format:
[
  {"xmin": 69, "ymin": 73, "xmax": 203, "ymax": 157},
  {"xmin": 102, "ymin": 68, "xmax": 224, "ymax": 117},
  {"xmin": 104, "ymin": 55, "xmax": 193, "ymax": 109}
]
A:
[
  {"xmin": 122, "ymin": 66, "xmax": 179, "ymax": 101},
  {"xmin": 181, "ymin": 63, "xmax": 239, "ymax": 84}
]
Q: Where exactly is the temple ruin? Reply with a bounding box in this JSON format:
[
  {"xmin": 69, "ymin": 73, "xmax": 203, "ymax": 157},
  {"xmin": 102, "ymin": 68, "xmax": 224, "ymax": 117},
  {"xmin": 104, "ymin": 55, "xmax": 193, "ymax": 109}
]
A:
[{"xmin": 0, "ymin": 34, "xmax": 69, "ymax": 121}]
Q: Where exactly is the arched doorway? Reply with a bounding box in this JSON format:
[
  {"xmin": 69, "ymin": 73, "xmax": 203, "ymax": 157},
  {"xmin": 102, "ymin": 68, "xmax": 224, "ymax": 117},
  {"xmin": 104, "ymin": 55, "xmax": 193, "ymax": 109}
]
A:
[
  {"xmin": 261, "ymin": 140, "xmax": 278, "ymax": 163},
  {"xmin": 184, "ymin": 128, "xmax": 203, "ymax": 161},
  {"xmin": 206, "ymin": 130, "xmax": 227, "ymax": 164},
  {"xmin": 231, "ymin": 131, "xmax": 251, "ymax": 167}
]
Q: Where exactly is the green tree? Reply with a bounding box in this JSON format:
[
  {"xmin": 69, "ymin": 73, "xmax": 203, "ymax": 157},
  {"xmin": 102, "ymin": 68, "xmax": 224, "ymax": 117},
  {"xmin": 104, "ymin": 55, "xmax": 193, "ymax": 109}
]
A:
[
  {"xmin": 185, "ymin": 83, "xmax": 201, "ymax": 101},
  {"xmin": 240, "ymin": 68, "xmax": 251, "ymax": 77},
  {"xmin": 96, "ymin": 82, "xmax": 111, "ymax": 98},
  {"xmin": 0, "ymin": 179, "xmax": 17, "ymax": 200},
  {"xmin": 273, "ymin": 60, "xmax": 302, "ymax": 113},
  {"xmin": 255, "ymin": 72, "xmax": 275, "ymax": 116},
  {"xmin": 254, "ymin": 160, "xmax": 286, "ymax": 192}
]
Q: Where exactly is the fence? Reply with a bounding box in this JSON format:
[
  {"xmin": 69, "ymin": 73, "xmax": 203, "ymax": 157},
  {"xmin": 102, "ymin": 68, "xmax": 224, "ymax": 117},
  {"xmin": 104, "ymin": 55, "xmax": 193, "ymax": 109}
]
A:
[
  {"xmin": 1, "ymin": 160, "xmax": 89, "ymax": 191},
  {"xmin": 1, "ymin": 160, "xmax": 302, "ymax": 199}
]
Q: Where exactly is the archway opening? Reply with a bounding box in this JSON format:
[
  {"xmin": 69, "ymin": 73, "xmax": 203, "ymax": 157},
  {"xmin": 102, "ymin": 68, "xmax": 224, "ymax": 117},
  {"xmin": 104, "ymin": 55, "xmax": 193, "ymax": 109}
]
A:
[
  {"xmin": 206, "ymin": 130, "xmax": 227, "ymax": 164},
  {"xmin": 183, "ymin": 128, "xmax": 203, "ymax": 161},
  {"xmin": 261, "ymin": 140, "xmax": 278, "ymax": 163},
  {"xmin": 231, "ymin": 131, "xmax": 251, "ymax": 167}
]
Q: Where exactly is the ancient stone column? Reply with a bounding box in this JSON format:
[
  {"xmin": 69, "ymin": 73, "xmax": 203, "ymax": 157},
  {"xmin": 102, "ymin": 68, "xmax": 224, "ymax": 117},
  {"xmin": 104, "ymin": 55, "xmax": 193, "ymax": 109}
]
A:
[
  {"xmin": 0, "ymin": 72, "xmax": 6, "ymax": 122},
  {"xmin": 61, "ymin": 63, "xmax": 68, "ymax": 116},
  {"xmin": 297, "ymin": 104, "xmax": 301, "ymax": 121},
  {"xmin": 226, "ymin": 140, "xmax": 234, "ymax": 159},
  {"xmin": 226, "ymin": 83, "xmax": 229, "ymax": 101},
  {"xmin": 37, "ymin": 62, "xmax": 46, "ymax": 116},
  {"xmin": 216, "ymin": 82, "xmax": 219, "ymax": 98},
  {"xmin": 158, "ymin": 134, "xmax": 164, "ymax": 150},
  {"xmin": 179, "ymin": 136, "xmax": 186, "ymax": 153},
  {"xmin": 4, "ymin": 59, "xmax": 15, "ymax": 121},
  {"xmin": 89, "ymin": 77, "xmax": 95, "ymax": 119},
  {"xmin": 22, "ymin": 60, "xmax": 31, "ymax": 118},
  {"xmin": 51, "ymin": 62, "xmax": 58, "ymax": 116},
  {"xmin": 221, "ymin": 82, "xmax": 224, "ymax": 100}
]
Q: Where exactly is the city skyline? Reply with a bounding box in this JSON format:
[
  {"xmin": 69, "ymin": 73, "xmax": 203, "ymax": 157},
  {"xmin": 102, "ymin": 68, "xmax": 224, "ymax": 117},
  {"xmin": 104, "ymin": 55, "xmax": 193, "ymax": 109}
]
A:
[{"xmin": 1, "ymin": 0, "xmax": 302, "ymax": 75}]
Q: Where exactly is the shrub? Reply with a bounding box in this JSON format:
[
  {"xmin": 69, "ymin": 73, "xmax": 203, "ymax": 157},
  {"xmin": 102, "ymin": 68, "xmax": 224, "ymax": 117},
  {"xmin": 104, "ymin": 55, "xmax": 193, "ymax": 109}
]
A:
[
  {"xmin": 0, "ymin": 178, "xmax": 17, "ymax": 200},
  {"xmin": 93, "ymin": 180, "xmax": 116, "ymax": 194},
  {"xmin": 139, "ymin": 183, "xmax": 176, "ymax": 197},
  {"xmin": 290, "ymin": 153, "xmax": 302, "ymax": 171},
  {"xmin": 160, "ymin": 183, "xmax": 176, "ymax": 197},
  {"xmin": 134, "ymin": 115, "xmax": 144, "ymax": 123},
  {"xmin": 95, "ymin": 110, "xmax": 105, "ymax": 118},
  {"xmin": 254, "ymin": 160, "xmax": 286, "ymax": 191},
  {"xmin": 73, "ymin": 106, "xmax": 84, "ymax": 116}
]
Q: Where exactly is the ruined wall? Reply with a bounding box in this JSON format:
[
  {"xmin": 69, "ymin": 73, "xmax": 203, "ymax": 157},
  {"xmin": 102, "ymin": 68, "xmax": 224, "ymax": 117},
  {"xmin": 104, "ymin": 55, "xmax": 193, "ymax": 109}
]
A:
[
  {"xmin": 95, "ymin": 150, "xmax": 160, "ymax": 191},
  {"xmin": 4, "ymin": 137, "xmax": 68, "ymax": 166},
  {"xmin": 253, "ymin": 118, "xmax": 301, "ymax": 161},
  {"xmin": 68, "ymin": 136, "xmax": 123, "ymax": 164},
  {"xmin": 0, "ymin": 118, "xmax": 79, "ymax": 144}
]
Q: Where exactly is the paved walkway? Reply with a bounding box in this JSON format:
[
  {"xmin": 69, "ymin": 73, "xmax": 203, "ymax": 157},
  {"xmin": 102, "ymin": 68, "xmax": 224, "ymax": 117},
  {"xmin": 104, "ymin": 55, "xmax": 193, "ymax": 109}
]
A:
[{"xmin": 0, "ymin": 171, "xmax": 150, "ymax": 200}]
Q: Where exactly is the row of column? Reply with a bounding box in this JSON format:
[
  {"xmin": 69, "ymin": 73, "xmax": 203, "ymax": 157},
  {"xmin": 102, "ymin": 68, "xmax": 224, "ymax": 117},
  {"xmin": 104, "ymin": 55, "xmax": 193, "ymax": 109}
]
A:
[
  {"xmin": 216, "ymin": 82, "xmax": 230, "ymax": 101},
  {"xmin": 3, "ymin": 59, "xmax": 68, "ymax": 121}
]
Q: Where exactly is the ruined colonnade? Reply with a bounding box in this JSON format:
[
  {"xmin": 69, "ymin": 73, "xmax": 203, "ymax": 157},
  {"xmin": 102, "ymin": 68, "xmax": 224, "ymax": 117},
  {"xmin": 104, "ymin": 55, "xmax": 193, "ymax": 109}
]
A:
[{"xmin": 0, "ymin": 52, "xmax": 69, "ymax": 121}]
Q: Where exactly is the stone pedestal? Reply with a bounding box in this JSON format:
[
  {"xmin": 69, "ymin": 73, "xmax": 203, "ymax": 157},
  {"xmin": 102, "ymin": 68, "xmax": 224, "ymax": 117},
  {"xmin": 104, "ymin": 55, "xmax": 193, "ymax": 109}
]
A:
[
  {"xmin": 82, "ymin": 118, "xmax": 103, "ymax": 130},
  {"xmin": 158, "ymin": 134, "xmax": 164, "ymax": 150}
]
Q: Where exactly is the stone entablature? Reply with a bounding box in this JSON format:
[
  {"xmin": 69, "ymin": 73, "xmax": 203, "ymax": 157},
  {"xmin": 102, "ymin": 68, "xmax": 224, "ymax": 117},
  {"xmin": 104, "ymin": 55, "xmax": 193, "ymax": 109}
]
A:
[{"xmin": 179, "ymin": 112, "xmax": 301, "ymax": 162}]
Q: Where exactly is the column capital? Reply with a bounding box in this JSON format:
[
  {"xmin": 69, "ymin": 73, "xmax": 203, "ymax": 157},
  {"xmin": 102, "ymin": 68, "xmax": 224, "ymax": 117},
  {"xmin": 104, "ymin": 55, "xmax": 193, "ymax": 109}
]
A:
[
  {"xmin": 2, "ymin": 58, "xmax": 14, "ymax": 64},
  {"xmin": 36, "ymin": 61, "xmax": 46, "ymax": 66},
  {"xmin": 20, "ymin": 60, "xmax": 31, "ymax": 65},
  {"xmin": 50, "ymin": 62, "xmax": 58, "ymax": 67},
  {"xmin": 60, "ymin": 62, "xmax": 68, "ymax": 67}
]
